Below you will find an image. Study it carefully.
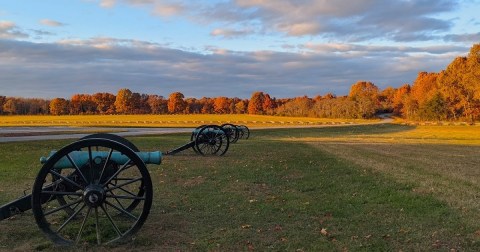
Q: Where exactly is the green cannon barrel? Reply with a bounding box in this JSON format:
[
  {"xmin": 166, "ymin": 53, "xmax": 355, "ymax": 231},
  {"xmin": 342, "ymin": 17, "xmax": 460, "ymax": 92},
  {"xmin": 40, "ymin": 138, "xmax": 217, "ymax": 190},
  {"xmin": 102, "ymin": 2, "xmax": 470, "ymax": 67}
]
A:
[{"xmin": 40, "ymin": 150, "xmax": 162, "ymax": 169}]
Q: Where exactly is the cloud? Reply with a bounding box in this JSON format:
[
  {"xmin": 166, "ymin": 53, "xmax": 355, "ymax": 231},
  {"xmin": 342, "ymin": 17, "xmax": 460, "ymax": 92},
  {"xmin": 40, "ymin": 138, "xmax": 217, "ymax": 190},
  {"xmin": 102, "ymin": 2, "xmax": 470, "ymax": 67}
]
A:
[
  {"xmin": 0, "ymin": 20, "xmax": 28, "ymax": 39},
  {"xmin": 90, "ymin": 0, "xmax": 460, "ymax": 42},
  {"xmin": 0, "ymin": 38, "xmax": 466, "ymax": 99},
  {"xmin": 39, "ymin": 19, "xmax": 65, "ymax": 27},
  {"xmin": 100, "ymin": 0, "xmax": 116, "ymax": 8},
  {"xmin": 152, "ymin": 2, "xmax": 185, "ymax": 17},
  {"xmin": 210, "ymin": 28, "xmax": 253, "ymax": 38},
  {"xmin": 444, "ymin": 32, "xmax": 480, "ymax": 43}
]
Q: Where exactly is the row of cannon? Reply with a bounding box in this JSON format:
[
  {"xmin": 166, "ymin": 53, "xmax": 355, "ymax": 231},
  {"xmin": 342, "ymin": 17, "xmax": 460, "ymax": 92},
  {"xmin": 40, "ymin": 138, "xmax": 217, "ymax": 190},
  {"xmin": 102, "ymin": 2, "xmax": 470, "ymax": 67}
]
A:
[{"xmin": 0, "ymin": 124, "xmax": 250, "ymax": 245}]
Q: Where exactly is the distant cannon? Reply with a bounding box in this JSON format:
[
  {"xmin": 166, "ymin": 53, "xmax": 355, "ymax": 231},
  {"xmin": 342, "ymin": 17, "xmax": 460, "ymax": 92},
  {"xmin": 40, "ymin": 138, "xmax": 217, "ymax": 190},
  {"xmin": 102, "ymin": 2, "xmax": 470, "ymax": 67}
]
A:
[
  {"xmin": 221, "ymin": 124, "xmax": 250, "ymax": 143},
  {"xmin": 0, "ymin": 124, "xmax": 246, "ymax": 245}
]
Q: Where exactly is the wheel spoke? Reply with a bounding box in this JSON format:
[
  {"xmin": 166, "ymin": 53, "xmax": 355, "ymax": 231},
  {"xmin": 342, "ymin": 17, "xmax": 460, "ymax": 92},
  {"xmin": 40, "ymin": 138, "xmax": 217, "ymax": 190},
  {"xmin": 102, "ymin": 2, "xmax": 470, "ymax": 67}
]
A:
[
  {"xmin": 105, "ymin": 177, "xmax": 142, "ymax": 192},
  {"xmin": 100, "ymin": 205, "xmax": 122, "ymax": 237},
  {"xmin": 104, "ymin": 200, "xmax": 139, "ymax": 221},
  {"xmin": 108, "ymin": 182, "xmax": 138, "ymax": 197},
  {"xmin": 75, "ymin": 206, "xmax": 92, "ymax": 244},
  {"xmin": 106, "ymin": 186, "xmax": 127, "ymax": 210},
  {"xmin": 44, "ymin": 198, "xmax": 83, "ymax": 216},
  {"xmin": 98, "ymin": 148, "xmax": 114, "ymax": 185},
  {"xmin": 95, "ymin": 207, "xmax": 101, "ymax": 245},
  {"xmin": 102, "ymin": 159, "xmax": 132, "ymax": 187},
  {"xmin": 66, "ymin": 154, "xmax": 88, "ymax": 184},
  {"xmin": 57, "ymin": 203, "xmax": 87, "ymax": 233}
]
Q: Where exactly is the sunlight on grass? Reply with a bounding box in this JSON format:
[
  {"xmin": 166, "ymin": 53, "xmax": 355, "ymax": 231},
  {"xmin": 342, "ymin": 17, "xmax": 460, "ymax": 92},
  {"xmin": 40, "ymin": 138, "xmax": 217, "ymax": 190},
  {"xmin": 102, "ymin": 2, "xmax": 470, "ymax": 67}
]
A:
[
  {"xmin": 0, "ymin": 114, "xmax": 375, "ymax": 128},
  {"xmin": 279, "ymin": 125, "xmax": 480, "ymax": 145}
]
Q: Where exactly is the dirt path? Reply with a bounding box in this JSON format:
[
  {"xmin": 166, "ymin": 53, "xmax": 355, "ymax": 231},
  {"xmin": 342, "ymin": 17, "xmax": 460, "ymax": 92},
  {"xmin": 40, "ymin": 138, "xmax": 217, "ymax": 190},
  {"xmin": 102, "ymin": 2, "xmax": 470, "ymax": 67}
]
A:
[{"xmin": 0, "ymin": 127, "xmax": 192, "ymax": 142}]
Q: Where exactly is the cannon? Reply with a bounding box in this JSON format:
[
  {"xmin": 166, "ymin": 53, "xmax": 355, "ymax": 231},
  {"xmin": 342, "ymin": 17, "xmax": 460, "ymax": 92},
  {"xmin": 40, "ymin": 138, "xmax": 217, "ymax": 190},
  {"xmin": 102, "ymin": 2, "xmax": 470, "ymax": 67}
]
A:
[
  {"xmin": 220, "ymin": 124, "xmax": 250, "ymax": 143},
  {"xmin": 0, "ymin": 124, "xmax": 236, "ymax": 245}
]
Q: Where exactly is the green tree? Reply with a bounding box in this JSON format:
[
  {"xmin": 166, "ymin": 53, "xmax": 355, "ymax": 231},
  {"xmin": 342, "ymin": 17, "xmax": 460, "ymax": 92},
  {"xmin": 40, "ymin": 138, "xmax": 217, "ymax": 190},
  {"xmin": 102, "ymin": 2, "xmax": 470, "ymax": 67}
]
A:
[{"xmin": 418, "ymin": 92, "xmax": 447, "ymax": 121}]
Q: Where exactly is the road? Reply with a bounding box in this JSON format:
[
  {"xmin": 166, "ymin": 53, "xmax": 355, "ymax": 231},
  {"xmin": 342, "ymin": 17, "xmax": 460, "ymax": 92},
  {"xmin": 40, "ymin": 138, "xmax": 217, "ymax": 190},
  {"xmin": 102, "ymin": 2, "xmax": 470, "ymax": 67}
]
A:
[{"xmin": 0, "ymin": 127, "xmax": 192, "ymax": 143}]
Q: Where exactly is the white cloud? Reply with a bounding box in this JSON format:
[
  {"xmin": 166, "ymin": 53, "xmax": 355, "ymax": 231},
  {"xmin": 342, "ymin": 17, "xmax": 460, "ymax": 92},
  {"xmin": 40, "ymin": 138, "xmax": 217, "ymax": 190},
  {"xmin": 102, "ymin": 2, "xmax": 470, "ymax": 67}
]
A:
[
  {"xmin": 210, "ymin": 28, "xmax": 252, "ymax": 38},
  {"xmin": 100, "ymin": 0, "xmax": 116, "ymax": 8},
  {"xmin": 39, "ymin": 19, "xmax": 65, "ymax": 27},
  {"xmin": 153, "ymin": 3, "xmax": 185, "ymax": 17}
]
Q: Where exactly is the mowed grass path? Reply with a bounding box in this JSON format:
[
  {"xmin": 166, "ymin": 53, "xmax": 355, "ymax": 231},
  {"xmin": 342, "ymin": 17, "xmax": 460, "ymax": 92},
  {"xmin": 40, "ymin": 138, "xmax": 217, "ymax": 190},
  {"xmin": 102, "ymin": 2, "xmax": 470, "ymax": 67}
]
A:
[
  {"xmin": 0, "ymin": 114, "xmax": 373, "ymax": 128},
  {"xmin": 0, "ymin": 124, "xmax": 479, "ymax": 251}
]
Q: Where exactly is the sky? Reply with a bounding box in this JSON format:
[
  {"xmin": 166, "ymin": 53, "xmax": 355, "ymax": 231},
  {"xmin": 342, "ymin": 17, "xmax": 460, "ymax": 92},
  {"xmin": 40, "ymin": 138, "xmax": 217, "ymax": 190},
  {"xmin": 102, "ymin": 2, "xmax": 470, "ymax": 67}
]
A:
[{"xmin": 0, "ymin": 0, "xmax": 479, "ymax": 99}]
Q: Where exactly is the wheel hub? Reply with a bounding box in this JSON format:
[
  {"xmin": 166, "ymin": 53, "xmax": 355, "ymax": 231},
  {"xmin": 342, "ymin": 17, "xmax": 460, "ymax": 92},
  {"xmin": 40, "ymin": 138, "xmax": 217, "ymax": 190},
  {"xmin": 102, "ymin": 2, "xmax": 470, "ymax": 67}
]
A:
[{"xmin": 83, "ymin": 185, "xmax": 105, "ymax": 208}]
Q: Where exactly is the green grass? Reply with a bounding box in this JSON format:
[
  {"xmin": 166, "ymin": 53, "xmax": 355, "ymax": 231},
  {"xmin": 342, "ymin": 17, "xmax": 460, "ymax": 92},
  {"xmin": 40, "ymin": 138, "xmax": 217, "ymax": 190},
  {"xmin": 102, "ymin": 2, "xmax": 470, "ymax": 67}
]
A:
[{"xmin": 1, "ymin": 125, "xmax": 480, "ymax": 251}]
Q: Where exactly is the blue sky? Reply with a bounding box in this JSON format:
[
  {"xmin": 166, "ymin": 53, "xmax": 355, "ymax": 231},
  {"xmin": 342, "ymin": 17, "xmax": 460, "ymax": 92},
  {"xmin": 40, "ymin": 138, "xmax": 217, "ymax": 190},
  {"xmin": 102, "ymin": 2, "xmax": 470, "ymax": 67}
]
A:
[{"xmin": 0, "ymin": 0, "xmax": 479, "ymax": 99}]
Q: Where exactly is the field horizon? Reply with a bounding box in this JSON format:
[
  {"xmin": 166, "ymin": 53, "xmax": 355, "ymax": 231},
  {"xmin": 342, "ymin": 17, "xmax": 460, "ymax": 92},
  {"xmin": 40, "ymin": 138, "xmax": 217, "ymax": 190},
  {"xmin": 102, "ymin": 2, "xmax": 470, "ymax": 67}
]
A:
[{"xmin": 0, "ymin": 114, "xmax": 376, "ymax": 128}]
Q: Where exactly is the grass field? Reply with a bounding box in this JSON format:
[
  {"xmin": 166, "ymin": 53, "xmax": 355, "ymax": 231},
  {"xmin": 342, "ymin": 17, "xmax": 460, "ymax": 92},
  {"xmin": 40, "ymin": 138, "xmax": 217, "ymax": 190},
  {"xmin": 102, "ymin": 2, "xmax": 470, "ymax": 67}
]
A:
[
  {"xmin": 0, "ymin": 124, "xmax": 480, "ymax": 251},
  {"xmin": 0, "ymin": 114, "xmax": 374, "ymax": 128}
]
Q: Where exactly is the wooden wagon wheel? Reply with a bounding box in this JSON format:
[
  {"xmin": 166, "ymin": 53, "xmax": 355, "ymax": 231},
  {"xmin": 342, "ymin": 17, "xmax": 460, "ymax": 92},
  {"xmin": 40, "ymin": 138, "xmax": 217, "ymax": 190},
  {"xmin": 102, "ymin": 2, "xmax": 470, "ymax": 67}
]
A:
[
  {"xmin": 190, "ymin": 125, "xmax": 206, "ymax": 154},
  {"xmin": 221, "ymin": 123, "xmax": 240, "ymax": 143},
  {"xmin": 31, "ymin": 138, "xmax": 153, "ymax": 245},
  {"xmin": 195, "ymin": 125, "xmax": 229, "ymax": 156},
  {"xmin": 237, "ymin": 125, "xmax": 250, "ymax": 139}
]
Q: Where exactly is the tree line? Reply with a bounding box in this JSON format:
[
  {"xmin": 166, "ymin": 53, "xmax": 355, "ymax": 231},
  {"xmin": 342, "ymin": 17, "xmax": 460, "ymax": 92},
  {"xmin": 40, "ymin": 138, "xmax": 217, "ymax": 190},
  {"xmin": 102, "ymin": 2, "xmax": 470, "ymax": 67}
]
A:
[{"xmin": 1, "ymin": 43, "xmax": 479, "ymax": 121}]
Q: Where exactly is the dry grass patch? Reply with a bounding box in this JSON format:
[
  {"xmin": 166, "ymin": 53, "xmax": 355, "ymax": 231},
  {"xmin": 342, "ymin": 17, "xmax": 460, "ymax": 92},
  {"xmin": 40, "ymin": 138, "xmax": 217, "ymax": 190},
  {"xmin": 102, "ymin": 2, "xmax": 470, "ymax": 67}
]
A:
[{"xmin": 0, "ymin": 114, "xmax": 375, "ymax": 128}]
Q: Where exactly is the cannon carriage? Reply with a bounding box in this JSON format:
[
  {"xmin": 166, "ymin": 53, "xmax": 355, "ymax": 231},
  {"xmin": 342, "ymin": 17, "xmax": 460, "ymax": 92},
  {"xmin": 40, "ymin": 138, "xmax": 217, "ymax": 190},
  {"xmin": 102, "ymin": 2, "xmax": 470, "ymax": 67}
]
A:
[{"xmin": 0, "ymin": 124, "xmax": 249, "ymax": 245}]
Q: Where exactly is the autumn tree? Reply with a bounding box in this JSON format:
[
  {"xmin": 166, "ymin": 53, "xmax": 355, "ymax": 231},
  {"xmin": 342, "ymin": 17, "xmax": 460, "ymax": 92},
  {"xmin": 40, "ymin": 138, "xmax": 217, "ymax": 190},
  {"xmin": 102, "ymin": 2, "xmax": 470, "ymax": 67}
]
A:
[
  {"xmin": 392, "ymin": 84, "xmax": 411, "ymax": 116},
  {"xmin": 115, "ymin": 88, "xmax": 134, "ymax": 114},
  {"xmin": 167, "ymin": 92, "xmax": 186, "ymax": 114},
  {"xmin": 129, "ymin": 92, "xmax": 150, "ymax": 114},
  {"xmin": 379, "ymin": 86, "xmax": 395, "ymax": 113},
  {"xmin": 234, "ymin": 100, "xmax": 248, "ymax": 114},
  {"xmin": 248, "ymin": 92, "xmax": 265, "ymax": 114},
  {"xmin": 2, "ymin": 98, "xmax": 17, "ymax": 115},
  {"xmin": 411, "ymin": 72, "xmax": 439, "ymax": 106},
  {"xmin": 49, "ymin": 98, "xmax": 69, "ymax": 115},
  {"xmin": 92, "ymin": 92, "xmax": 116, "ymax": 114},
  {"xmin": 0, "ymin": 96, "xmax": 5, "ymax": 114},
  {"xmin": 147, "ymin": 95, "xmax": 168, "ymax": 114},
  {"xmin": 200, "ymin": 97, "xmax": 214, "ymax": 114},
  {"xmin": 348, "ymin": 81, "xmax": 380, "ymax": 118},
  {"xmin": 185, "ymin": 98, "xmax": 202, "ymax": 113},
  {"xmin": 214, "ymin": 97, "xmax": 230, "ymax": 114},
  {"xmin": 276, "ymin": 96, "xmax": 313, "ymax": 117},
  {"xmin": 70, "ymin": 94, "xmax": 96, "ymax": 114}
]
